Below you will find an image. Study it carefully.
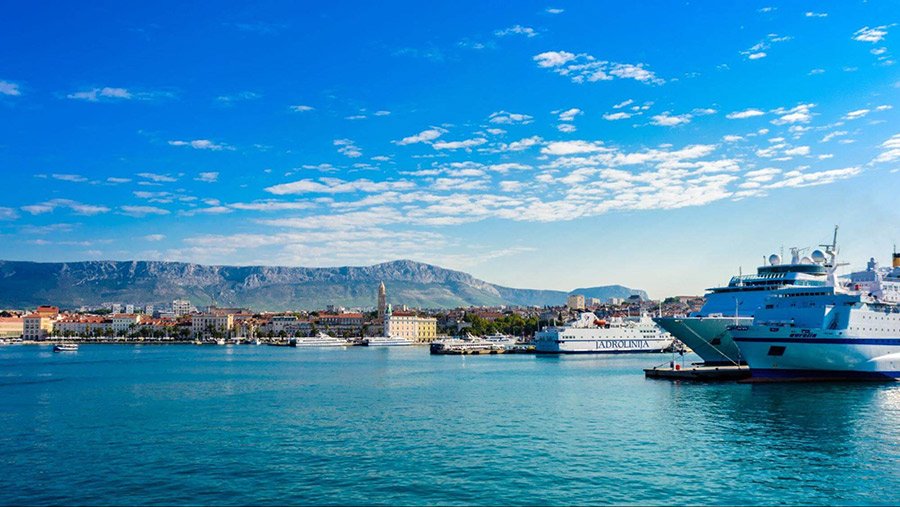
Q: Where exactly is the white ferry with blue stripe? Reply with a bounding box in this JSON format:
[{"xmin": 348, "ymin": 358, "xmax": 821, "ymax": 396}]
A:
[
  {"xmin": 654, "ymin": 230, "xmax": 838, "ymax": 366},
  {"xmin": 534, "ymin": 313, "xmax": 673, "ymax": 354},
  {"xmin": 730, "ymin": 255, "xmax": 900, "ymax": 381}
]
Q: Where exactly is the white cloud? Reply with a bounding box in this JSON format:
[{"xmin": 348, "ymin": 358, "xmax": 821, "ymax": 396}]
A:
[
  {"xmin": 651, "ymin": 112, "xmax": 692, "ymax": 126},
  {"xmin": 168, "ymin": 139, "xmax": 230, "ymax": 150},
  {"xmin": 498, "ymin": 135, "xmax": 543, "ymax": 152},
  {"xmin": 557, "ymin": 108, "xmax": 582, "ymax": 122},
  {"xmin": 395, "ymin": 127, "xmax": 447, "ymax": 145},
  {"xmin": 334, "ymin": 139, "xmax": 362, "ymax": 158},
  {"xmin": 0, "ymin": 207, "xmax": 19, "ymax": 220},
  {"xmin": 195, "ymin": 172, "xmax": 219, "ymax": 183},
  {"xmin": 120, "ymin": 205, "xmax": 170, "ymax": 217},
  {"xmin": 22, "ymin": 199, "xmax": 109, "ymax": 216},
  {"xmin": 784, "ymin": 146, "xmax": 811, "ymax": 156},
  {"xmin": 723, "ymin": 135, "xmax": 743, "ymax": 142},
  {"xmin": 533, "ymin": 50, "xmax": 576, "ymax": 67},
  {"xmin": 229, "ymin": 200, "xmax": 315, "ymax": 211},
  {"xmin": 488, "ymin": 163, "xmax": 531, "ymax": 173},
  {"xmin": 541, "ymin": 140, "xmax": 607, "ymax": 155},
  {"xmin": 216, "ymin": 91, "xmax": 260, "ymax": 103},
  {"xmin": 873, "ymin": 134, "xmax": 900, "ymax": 163},
  {"xmin": 495, "ymin": 25, "xmax": 537, "ymax": 38},
  {"xmin": 805, "ymin": 12, "xmax": 827, "ymax": 18},
  {"xmin": 432, "ymin": 138, "xmax": 487, "ymax": 150},
  {"xmin": 137, "ymin": 172, "xmax": 178, "ymax": 183},
  {"xmin": 144, "ymin": 234, "xmax": 166, "ymax": 241},
  {"xmin": 603, "ymin": 112, "xmax": 631, "ymax": 121},
  {"xmin": 771, "ymin": 103, "xmax": 815, "ymax": 125},
  {"xmin": 489, "ymin": 111, "xmax": 533, "ymax": 124},
  {"xmin": 374, "ymin": 110, "xmax": 391, "ymax": 116},
  {"xmin": 265, "ymin": 178, "xmax": 415, "ymax": 195},
  {"xmin": 726, "ymin": 108, "xmax": 765, "ymax": 119},
  {"xmin": 741, "ymin": 34, "xmax": 791, "ymax": 60},
  {"xmin": 557, "ymin": 124, "xmax": 577, "ymax": 133},
  {"xmin": 51, "ymin": 173, "xmax": 88, "ymax": 183},
  {"xmin": 289, "ymin": 105, "xmax": 314, "ymax": 112},
  {"xmin": 345, "ymin": 114, "xmax": 367, "ymax": 120},
  {"xmin": 613, "ymin": 99, "xmax": 633, "ymax": 109},
  {"xmin": 107, "ymin": 177, "xmax": 131, "ymax": 184},
  {"xmin": 853, "ymin": 26, "xmax": 889, "ymax": 43},
  {"xmin": 545, "ymin": 8, "xmax": 564, "ymax": 14},
  {"xmin": 820, "ymin": 131, "xmax": 847, "ymax": 143},
  {"xmin": 843, "ymin": 108, "xmax": 870, "ymax": 120},
  {"xmin": 66, "ymin": 87, "xmax": 133, "ymax": 101},
  {"xmin": 0, "ymin": 80, "xmax": 21, "ymax": 96},
  {"xmin": 533, "ymin": 51, "xmax": 662, "ymax": 84}
]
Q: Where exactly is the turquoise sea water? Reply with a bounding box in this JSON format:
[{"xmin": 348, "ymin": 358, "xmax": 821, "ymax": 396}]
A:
[{"xmin": 1, "ymin": 344, "xmax": 898, "ymax": 506}]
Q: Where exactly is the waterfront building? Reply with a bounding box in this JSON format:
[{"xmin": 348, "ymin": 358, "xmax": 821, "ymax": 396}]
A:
[
  {"xmin": 589, "ymin": 298, "xmax": 602, "ymax": 307},
  {"xmin": 191, "ymin": 313, "xmax": 234, "ymax": 339},
  {"xmin": 566, "ymin": 294, "xmax": 585, "ymax": 311},
  {"xmin": 317, "ymin": 313, "xmax": 364, "ymax": 336},
  {"xmin": 377, "ymin": 281, "xmax": 387, "ymax": 320},
  {"xmin": 383, "ymin": 306, "xmax": 438, "ymax": 342},
  {"xmin": 23, "ymin": 306, "xmax": 58, "ymax": 341},
  {"xmin": 55, "ymin": 315, "xmax": 110, "ymax": 337},
  {"xmin": 0, "ymin": 317, "xmax": 24, "ymax": 338},
  {"xmin": 609, "ymin": 298, "xmax": 624, "ymax": 305},
  {"xmin": 110, "ymin": 314, "xmax": 142, "ymax": 335},
  {"xmin": 173, "ymin": 299, "xmax": 192, "ymax": 317}
]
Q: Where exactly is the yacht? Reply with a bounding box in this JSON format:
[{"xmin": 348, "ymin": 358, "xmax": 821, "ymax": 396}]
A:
[
  {"xmin": 53, "ymin": 343, "xmax": 79, "ymax": 352},
  {"xmin": 289, "ymin": 332, "xmax": 350, "ymax": 348},
  {"xmin": 730, "ymin": 254, "xmax": 900, "ymax": 381},
  {"xmin": 365, "ymin": 335, "xmax": 414, "ymax": 347},
  {"xmin": 654, "ymin": 231, "xmax": 838, "ymax": 365},
  {"xmin": 534, "ymin": 313, "xmax": 673, "ymax": 354}
]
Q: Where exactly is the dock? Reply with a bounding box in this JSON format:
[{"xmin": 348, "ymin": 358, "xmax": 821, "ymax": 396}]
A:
[{"xmin": 644, "ymin": 363, "xmax": 751, "ymax": 381}]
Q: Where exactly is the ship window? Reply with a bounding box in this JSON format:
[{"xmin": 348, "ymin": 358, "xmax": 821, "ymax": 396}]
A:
[{"xmin": 767, "ymin": 346, "xmax": 786, "ymax": 356}]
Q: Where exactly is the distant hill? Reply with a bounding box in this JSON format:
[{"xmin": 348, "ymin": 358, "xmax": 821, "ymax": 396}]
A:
[{"xmin": 0, "ymin": 259, "xmax": 648, "ymax": 311}]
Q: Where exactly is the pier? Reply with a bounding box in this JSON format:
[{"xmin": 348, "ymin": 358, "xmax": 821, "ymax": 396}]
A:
[{"xmin": 644, "ymin": 363, "xmax": 751, "ymax": 381}]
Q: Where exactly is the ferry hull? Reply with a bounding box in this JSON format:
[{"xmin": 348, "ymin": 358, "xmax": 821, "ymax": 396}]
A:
[
  {"xmin": 533, "ymin": 337, "xmax": 674, "ymax": 354},
  {"xmin": 732, "ymin": 329, "xmax": 900, "ymax": 381},
  {"xmin": 654, "ymin": 317, "xmax": 751, "ymax": 365}
]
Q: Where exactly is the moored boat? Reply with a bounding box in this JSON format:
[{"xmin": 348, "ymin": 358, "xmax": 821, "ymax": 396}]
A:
[
  {"xmin": 731, "ymin": 254, "xmax": 900, "ymax": 381},
  {"xmin": 53, "ymin": 343, "xmax": 79, "ymax": 352},
  {"xmin": 534, "ymin": 313, "xmax": 673, "ymax": 354}
]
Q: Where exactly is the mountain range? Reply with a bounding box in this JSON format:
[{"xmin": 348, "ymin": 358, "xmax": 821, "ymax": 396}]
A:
[{"xmin": 0, "ymin": 259, "xmax": 647, "ymax": 311}]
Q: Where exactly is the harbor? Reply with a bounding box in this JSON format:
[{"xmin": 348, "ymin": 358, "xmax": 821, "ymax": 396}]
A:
[{"xmin": 3, "ymin": 343, "xmax": 898, "ymax": 506}]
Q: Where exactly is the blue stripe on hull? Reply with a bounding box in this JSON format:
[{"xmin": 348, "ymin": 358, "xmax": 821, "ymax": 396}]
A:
[
  {"xmin": 746, "ymin": 368, "xmax": 900, "ymax": 382},
  {"xmin": 733, "ymin": 337, "xmax": 900, "ymax": 346}
]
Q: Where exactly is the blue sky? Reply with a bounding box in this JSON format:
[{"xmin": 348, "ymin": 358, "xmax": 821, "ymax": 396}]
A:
[{"xmin": 1, "ymin": 1, "xmax": 898, "ymax": 297}]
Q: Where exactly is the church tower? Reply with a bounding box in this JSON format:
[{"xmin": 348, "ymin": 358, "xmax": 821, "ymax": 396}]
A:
[{"xmin": 377, "ymin": 281, "xmax": 387, "ymax": 320}]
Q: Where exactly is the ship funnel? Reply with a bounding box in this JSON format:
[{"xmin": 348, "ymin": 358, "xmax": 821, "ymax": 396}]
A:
[{"xmin": 893, "ymin": 253, "xmax": 900, "ymax": 268}]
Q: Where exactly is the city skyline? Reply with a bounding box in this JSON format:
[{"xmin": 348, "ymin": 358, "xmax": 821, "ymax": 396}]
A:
[{"xmin": 2, "ymin": 1, "xmax": 899, "ymax": 298}]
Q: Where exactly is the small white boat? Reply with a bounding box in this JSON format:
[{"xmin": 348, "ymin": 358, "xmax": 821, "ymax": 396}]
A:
[
  {"xmin": 53, "ymin": 343, "xmax": 79, "ymax": 352},
  {"xmin": 365, "ymin": 335, "xmax": 414, "ymax": 347}
]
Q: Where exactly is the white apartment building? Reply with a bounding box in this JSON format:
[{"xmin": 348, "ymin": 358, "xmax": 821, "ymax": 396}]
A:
[{"xmin": 566, "ymin": 294, "xmax": 585, "ymax": 310}]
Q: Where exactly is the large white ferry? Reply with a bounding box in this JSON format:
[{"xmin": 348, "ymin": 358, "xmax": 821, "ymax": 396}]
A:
[
  {"xmin": 730, "ymin": 255, "xmax": 900, "ymax": 381},
  {"xmin": 654, "ymin": 231, "xmax": 838, "ymax": 365},
  {"xmin": 534, "ymin": 313, "xmax": 673, "ymax": 354},
  {"xmin": 290, "ymin": 332, "xmax": 350, "ymax": 348},
  {"xmin": 365, "ymin": 335, "xmax": 414, "ymax": 347}
]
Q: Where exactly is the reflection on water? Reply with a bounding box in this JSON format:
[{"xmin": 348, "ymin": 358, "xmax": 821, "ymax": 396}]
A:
[{"xmin": 0, "ymin": 345, "xmax": 897, "ymax": 506}]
